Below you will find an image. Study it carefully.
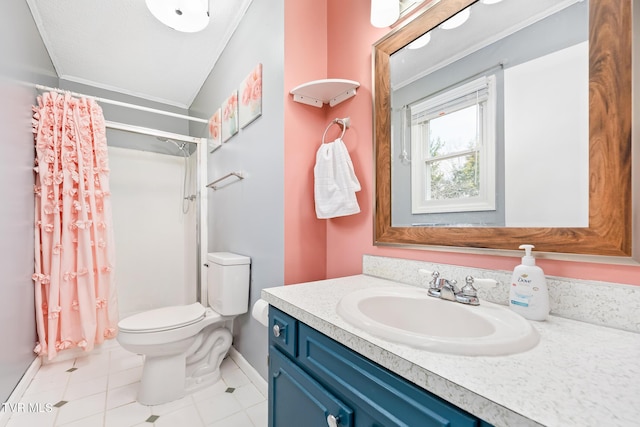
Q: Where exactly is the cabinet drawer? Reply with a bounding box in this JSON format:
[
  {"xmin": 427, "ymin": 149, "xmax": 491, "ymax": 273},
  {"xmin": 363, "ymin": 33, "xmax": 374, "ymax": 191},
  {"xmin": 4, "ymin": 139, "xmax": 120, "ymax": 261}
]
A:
[
  {"xmin": 270, "ymin": 346, "xmax": 353, "ymax": 427},
  {"xmin": 269, "ymin": 306, "xmax": 298, "ymax": 358},
  {"xmin": 298, "ymin": 323, "xmax": 482, "ymax": 427}
]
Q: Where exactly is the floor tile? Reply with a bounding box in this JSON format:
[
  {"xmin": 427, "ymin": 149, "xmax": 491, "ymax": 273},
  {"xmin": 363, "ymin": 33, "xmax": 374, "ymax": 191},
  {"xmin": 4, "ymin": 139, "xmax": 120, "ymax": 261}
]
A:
[
  {"xmin": 20, "ymin": 385, "xmax": 66, "ymax": 405},
  {"xmin": 153, "ymin": 404, "xmax": 205, "ymax": 427},
  {"xmin": 37, "ymin": 360, "xmax": 76, "ymax": 378},
  {"xmin": 219, "ymin": 357, "xmax": 238, "ymax": 374},
  {"xmin": 64, "ymin": 376, "xmax": 109, "ymax": 401},
  {"xmin": 195, "ymin": 392, "xmax": 242, "ymax": 424},
  {"xmin": 74, "ymin": 352, "xmax": 110, "ymax": 370},
  {"xmin": 99, "ymin": 339, "xmax": 120, "ymax": 350},
  {"xmin": 57, "ymin": 412, "xmax": 104, "ymax": 427},
  {"xmin": 149, "ymin": 395, "xmax": 194, "ymax": 416},
  {"xmin": 107, "ymin": 347, "xmax": 133, "ymax": 361},
  {"xmin": 11, "ymin": 342, "xmax": 266, "ymax": 427},
  {"xmin": 104, "ymin": 402, "xmax": 150, "ymax": 427},
  {"xmin": 245, "ymin": 401, "xmax": 267, "ymax": 427},
  {"xmin": 232, "ymin": 384, "xmax": 264, "ymax": 409},
  {"xmin": 107, "ymin": 366, "xmax": 142, "ymax": 390},
  {"xmin": 207, "ymin": 410, "xmax": 253, "ymax": 427},
  {"xmin": 55, "ymin": 392, "xmax": 106, "ymax": 425},
  {"xmin": 6, "ymin": 407, "xmax": 57, "ymax": 427},
  {"xmin": 108, "ymin": 353, "xmax": 143, "ymax": 374},
  {"xmin": 190, "ymin": 381, "xmax": 227, "ymax": 403},
  {"xmin": 24, "ymin": 372, "xmax": 71, "ymax": 396},
  {"xmin": 67, "ymin": 363, "xmax": 110, "ymax": 384},
  {"xmin": 221, "ymin": 367, "xmax": 250, "ymax": 388},
  {"xmin": 106, "ymin": 382, "xmax": 139, "ymax": 410}
]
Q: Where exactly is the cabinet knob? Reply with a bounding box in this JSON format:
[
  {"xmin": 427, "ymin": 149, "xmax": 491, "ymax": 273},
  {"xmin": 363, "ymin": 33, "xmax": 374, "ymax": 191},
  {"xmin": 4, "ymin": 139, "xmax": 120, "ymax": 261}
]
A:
[
  {"xmin": 326, "ymin": 414, "xmax": 340, "ymax": 427},
  {"xmin": 272, "ymin": 324, "xmax": 282, "ymax": 337}
]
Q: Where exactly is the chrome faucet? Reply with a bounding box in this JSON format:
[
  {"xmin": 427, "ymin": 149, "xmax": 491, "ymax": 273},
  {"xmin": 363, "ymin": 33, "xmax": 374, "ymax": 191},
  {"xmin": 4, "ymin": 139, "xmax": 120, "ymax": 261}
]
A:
[
  {"xmin": 423, "ymin": 270, "xmax": 480, "ymax": 306},
  {"xmin": 457, "ymin": 276, "xmax": 480, "ymax": 306}
]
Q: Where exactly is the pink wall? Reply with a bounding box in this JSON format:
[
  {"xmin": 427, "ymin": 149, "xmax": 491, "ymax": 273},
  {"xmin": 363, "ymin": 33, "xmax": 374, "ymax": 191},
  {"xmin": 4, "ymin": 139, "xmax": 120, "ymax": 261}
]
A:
[
  {"xmin": 284, "ymin": 0, "xmax": 329, "ymax": 284},
  {"xmin": 322, "ymin": 0, "xmax": 640, "ymax": 286}
]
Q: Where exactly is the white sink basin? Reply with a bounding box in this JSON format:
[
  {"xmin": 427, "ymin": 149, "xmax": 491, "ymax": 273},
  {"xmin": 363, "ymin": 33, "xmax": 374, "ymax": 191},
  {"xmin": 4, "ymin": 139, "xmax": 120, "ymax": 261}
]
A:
[{"xmin": 337, "ymin": 286, "xmax": 539, "ymax": 356}]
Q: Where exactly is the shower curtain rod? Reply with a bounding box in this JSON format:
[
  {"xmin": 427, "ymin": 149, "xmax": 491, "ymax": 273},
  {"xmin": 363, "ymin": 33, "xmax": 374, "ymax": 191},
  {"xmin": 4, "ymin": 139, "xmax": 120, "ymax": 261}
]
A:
[
  {"xmin": 34, "ymin": 84, "xmax": 209, "ymax": 124},
  {"xmin": 105, "ymin": 121, "xmax": 203, "ymax": 145}
]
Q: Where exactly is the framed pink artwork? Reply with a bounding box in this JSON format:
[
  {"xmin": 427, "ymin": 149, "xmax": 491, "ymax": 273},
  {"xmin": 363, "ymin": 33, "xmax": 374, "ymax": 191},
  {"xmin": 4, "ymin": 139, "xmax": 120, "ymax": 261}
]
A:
[
  {"xmin": 239, "ymin": 63, "xmax": 262, "ymax": 128},
  {"xmin": 221, "ymin": 91, "xmax": 238, "ymax": 142},
  {"xmin": 208, "ymin": 108, "xmax": 221, "ymax": 152}
]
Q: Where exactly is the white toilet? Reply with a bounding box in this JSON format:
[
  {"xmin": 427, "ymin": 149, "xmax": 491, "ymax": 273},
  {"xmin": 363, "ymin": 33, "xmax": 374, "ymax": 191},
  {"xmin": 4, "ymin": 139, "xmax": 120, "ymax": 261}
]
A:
[{"xmin": 117, "ymin": 252, "xmax": 250, "ymax": 406}]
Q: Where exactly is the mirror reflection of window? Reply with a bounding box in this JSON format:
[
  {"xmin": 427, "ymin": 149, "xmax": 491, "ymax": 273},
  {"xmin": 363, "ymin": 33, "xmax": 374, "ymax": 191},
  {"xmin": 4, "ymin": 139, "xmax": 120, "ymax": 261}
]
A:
[
  {"xmin": 410, "ymin": 76, "xmax": 496, "ymax": 215},
  {"xmin": 428, "ymin": 107, "xmax": 480, "ymax": 199}
]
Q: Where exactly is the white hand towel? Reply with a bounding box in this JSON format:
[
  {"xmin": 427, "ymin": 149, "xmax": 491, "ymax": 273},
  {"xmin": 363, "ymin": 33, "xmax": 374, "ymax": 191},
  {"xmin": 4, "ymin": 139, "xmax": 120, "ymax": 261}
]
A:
[{"xmin": 314, "ymin": 138, "xmax": 361, "ymax": 219}]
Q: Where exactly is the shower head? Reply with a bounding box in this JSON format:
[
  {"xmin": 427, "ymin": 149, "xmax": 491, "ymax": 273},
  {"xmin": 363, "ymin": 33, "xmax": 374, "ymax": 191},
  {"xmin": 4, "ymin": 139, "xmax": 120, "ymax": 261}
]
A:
[{"xmin": 157, "ymin": 136, "xmax": 187, "ymax": 151}]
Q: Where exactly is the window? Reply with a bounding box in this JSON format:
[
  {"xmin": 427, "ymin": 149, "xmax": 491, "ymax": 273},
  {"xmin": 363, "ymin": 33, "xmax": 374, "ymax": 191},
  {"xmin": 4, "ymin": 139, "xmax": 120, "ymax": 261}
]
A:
[{"xmin": 410, "ymin": 75, "xmax": 496, "ymax": 214}]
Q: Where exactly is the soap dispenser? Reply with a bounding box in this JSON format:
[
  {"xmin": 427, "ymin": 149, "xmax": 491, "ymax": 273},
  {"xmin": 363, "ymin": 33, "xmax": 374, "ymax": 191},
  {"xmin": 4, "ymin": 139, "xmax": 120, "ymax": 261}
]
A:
[{"xmin": 509, "ymin": 244, "xmax": 549, "ymax": 321}]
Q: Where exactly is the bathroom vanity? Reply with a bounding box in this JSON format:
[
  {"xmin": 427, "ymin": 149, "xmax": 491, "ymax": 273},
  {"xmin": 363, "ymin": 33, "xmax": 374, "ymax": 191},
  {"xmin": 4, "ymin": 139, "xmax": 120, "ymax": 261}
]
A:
[
  {"xmin": 268, "ymin": 305, "xmax": 491, "ymax": 427},
  {"xmin": 262, "ymin": 270, "xmax": 640, "ymax": 427}
]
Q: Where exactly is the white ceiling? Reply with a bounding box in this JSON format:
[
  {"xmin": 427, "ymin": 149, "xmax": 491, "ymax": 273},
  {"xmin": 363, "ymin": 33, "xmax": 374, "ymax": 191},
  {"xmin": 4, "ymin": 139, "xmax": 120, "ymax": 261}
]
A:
[
  {"xmin": 26, "ymin": 0, "xmax": 253, "ymax": 108},
  {"xmin": 391, "ymin": 0, "xmax": 583, "ymax": 89}
]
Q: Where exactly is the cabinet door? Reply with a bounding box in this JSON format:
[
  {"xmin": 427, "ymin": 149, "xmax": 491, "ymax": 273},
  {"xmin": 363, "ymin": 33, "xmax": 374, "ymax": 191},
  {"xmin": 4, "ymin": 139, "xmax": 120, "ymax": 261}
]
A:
[
  {"xmin": 269, "ymin": 307, "xmax": 298, "ymax": 358},
  {"xmin": 298, "ymin": 324, "xmax": 484, "ymax": 427},
  {"xmin": 269, "ymin": 346, "xmax": 353, "ymax": 427}
]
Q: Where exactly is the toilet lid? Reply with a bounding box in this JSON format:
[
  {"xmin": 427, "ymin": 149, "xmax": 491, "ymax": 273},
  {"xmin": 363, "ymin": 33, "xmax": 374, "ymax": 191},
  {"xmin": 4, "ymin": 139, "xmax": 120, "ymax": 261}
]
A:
[{"xmin": 119, "ymin": 303, "xmax": 206, "ymax": 333}]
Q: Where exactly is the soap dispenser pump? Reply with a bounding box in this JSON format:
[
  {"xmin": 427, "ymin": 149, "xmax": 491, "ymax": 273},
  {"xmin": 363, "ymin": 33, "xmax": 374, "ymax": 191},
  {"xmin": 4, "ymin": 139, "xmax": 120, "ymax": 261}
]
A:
[{"xmin": 509, "ymin": 244, "xmax": 549, "ymax": 321}]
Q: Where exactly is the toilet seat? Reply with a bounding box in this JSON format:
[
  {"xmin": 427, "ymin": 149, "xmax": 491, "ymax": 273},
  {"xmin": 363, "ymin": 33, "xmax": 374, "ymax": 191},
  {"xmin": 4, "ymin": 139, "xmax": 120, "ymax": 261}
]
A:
[{"xmin": 119, "ymin": 303, "xmax": 206, "ymax": 333}]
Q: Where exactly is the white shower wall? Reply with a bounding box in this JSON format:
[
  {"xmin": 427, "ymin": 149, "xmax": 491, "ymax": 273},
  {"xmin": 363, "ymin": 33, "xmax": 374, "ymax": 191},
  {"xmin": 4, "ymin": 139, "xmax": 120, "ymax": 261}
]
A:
[{"xmin": 108, "ymin": 146, "xmax": 197, "ymax": 319}]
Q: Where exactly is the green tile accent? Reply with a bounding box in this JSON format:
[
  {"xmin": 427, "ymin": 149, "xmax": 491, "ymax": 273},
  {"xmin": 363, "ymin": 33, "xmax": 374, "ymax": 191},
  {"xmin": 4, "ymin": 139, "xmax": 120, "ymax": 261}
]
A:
[
  {"xmin": 146, "ymin": 415, "xmax": 160, "ymax": 423},
  {"xmin": 53, "ymin": 401, "xmax": 68, "ymax": 408},
  {"xmin": 225, "ymin": 387, "xmax": 235, "ymax": 393},
  {"xmin": 66, "ymin": 367, "xmax": 78, "ymax": 372}
]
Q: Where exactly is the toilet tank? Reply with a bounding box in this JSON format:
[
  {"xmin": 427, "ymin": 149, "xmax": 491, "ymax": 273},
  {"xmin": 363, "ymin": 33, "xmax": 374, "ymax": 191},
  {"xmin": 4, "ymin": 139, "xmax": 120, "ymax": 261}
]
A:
[{"xmin": 207, "ymin": 252, "xmax": 251, "ymax": 316}]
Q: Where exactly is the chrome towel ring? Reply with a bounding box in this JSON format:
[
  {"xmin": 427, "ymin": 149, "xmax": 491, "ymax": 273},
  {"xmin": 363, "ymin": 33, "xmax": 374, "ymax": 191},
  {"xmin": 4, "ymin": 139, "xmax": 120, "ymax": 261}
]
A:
[{"xmin": 321, "ymin": 117, "xmax": 351, "ymax": 144}]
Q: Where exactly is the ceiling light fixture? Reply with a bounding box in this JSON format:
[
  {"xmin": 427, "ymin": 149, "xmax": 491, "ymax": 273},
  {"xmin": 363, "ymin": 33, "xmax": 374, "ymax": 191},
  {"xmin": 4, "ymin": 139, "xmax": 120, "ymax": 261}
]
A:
[
  {"xmin": 146, "ymin": 0, "xmax": 210, "ymax": 33},
  {"xmin": 439, "ymin": 8, "xmax": 470, "ymax": 30},
  {"xmin": 371, "ymin": 0, "xmax": 400, "ymax": 28},
  {"xmin": 407, "ymin": 32, "xmax": 431, "ymax": 49}
]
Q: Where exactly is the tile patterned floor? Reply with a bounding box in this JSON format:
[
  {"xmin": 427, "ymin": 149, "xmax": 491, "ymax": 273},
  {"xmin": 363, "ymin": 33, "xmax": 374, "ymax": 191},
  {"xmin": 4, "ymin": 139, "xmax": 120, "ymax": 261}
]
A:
[{"xmin": 6, "ymin": 340, "xmax": 267, "ymax": 427}]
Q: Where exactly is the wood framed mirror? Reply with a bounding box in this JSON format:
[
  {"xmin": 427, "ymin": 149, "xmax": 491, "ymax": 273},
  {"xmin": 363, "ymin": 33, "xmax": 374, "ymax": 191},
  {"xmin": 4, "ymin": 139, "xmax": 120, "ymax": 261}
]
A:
[{"xmin": 373, "ymin": 0, "xmax": 632, "ymax": 258}]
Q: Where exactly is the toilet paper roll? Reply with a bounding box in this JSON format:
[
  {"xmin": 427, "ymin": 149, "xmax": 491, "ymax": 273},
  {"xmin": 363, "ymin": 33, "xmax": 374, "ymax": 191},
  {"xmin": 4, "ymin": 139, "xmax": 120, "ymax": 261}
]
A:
[{"xmin": 252, "ymin": 299, "xmax": 269, "ymax": 327}]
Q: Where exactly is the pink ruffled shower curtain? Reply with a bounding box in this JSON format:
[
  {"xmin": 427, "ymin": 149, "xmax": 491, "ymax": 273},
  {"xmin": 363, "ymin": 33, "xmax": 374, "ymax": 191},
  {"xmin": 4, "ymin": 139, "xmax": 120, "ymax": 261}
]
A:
[{"xmin": 32, "ymin": 92, "xmax": 118, "ymax": 360}]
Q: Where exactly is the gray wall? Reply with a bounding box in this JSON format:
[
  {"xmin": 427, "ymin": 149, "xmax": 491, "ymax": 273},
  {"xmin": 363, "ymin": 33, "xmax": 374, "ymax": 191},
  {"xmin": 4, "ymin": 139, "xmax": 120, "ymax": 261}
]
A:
[
  {"xmin": 190, "ymin": 0, "xmax": 285, "ymax": 380},
  {"xmin": 0, "ymin": 0, "xmax": 57, "ymax": 403}
]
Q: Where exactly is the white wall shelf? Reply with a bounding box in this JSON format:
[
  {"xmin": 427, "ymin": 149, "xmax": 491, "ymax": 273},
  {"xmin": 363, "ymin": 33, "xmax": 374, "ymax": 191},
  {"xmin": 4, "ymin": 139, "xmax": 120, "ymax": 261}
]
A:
[{"xmin": 290, "ymin": 79, "xmax": 360, "ymax": 108}]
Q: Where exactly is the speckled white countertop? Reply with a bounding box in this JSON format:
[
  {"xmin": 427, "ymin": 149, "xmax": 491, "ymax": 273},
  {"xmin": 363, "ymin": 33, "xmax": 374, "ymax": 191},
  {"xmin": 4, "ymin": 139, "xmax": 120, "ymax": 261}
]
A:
[{"xmin": 262, "ymin": 274, "xmax": 640, "ymax": 427}]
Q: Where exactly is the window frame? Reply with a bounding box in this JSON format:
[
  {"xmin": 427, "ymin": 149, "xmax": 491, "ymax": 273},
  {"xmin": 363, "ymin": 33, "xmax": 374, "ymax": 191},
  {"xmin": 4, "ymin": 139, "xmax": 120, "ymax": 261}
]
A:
[{"xmin": 409, "ymin": 75, "xmax": 497, "ymax": 214}]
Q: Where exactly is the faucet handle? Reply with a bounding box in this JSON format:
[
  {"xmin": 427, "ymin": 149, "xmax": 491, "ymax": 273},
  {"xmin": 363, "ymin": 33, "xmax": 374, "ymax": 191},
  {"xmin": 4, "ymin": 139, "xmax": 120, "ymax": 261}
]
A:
[
  {"xmin": 461, "ymin": 276, "xmax": 478, "ymax": 297},
  {"xmin": 418, "ymin": 269, "xmax": 440, "ymax": 288}
]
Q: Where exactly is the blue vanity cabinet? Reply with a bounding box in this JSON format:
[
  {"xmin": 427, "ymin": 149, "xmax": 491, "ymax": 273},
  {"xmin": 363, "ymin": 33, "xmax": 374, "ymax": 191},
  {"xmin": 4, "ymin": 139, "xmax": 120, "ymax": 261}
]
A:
[
  {"xmin": 270, "ymin": 346, "xmax": 354, "ymax": 427},
  {"xmin": 268, "ymin": 306, "xmax": 493, "ymax": 427},
  {"xmin": 269, "ymin": 307, "xmax": 353, "ymax": 427}
]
